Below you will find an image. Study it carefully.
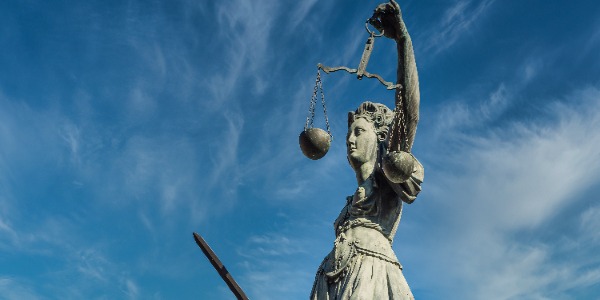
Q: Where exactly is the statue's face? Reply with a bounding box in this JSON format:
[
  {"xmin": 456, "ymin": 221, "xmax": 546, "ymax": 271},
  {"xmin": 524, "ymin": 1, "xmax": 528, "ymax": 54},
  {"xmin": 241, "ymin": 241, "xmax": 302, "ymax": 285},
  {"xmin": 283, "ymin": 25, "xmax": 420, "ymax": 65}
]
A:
[{"xmin": 347, "ymin": 117, "xmax": 378, "ymax": 166}]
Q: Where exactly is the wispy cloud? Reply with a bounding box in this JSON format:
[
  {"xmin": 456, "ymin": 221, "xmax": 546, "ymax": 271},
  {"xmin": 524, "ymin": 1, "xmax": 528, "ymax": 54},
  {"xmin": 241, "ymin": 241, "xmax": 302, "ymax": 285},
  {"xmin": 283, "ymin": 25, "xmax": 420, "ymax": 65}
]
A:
[
  {"xmin": 0, "ymin": 89, "xmax": 201, "ymax": 296},
  {"xmin": 580, "ymin": 16, "xmax": 600, "ymax": 63},
  {"xmin": 237, "ymin": 227, "xmax": 325, "ymax": 300},
  {"xmin": 1, "ymin": 1, "xmax": 597, "ymax": 299},
  {"xmin": 406, "ymin": 86, "xmax": 600, "ymax": 298},
  {"xmin": 206, "ymin": 111, "xmax": 244, "ymax": 194},
  {"xmin": 207, "ymin": 0, "xmax": 280, "ymax": 105},
  {"xmin": 121, "ymin": 278, "xmax": 140, "ymax": 300},
  {"xmin": 0, "ymin": 211, "xmax": 147, "ymax": 298},
  {"xmin": 0, "ymin": 215, "xmax": 18, "ymax": 251},
  {"xmin": 428, "ymin": 51, "xmax": 551, "ymax": 141},
  {"xmin": 420, "ymin": 0, "xmax": 496, "ymax": 54},
  {"xmin": 58, "ymin": 123, "xmax": 82, "ymax": 166},
  {"xmin": 429, "ymin": 82, "xmax": 510, "ymax": 141},
  {"xmin": 0, "ymin": 278, "xmax": 42, "ymax": 300},
  {"xmin": 241, "ymin": 233, "xmax": 307, "ymax": 257},
  {"xmin": 580, "ymin": 205, "xmax": 600, "ymax": 243},
  {"xmin": 287, "ymin": 0, "xmax": 319, "ymax": 32}
]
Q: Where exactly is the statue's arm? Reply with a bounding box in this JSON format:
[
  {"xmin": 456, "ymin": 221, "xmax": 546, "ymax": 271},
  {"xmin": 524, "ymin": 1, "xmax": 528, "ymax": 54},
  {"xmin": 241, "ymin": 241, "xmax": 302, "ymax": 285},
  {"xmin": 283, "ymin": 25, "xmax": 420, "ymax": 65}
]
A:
[
  {"xmin": 394, "ymin": 17, "xmax": 420, "ymax": 152},
  {"xmin": 371, "ymin": 1, "xmax": 420, "ymax": 152}
]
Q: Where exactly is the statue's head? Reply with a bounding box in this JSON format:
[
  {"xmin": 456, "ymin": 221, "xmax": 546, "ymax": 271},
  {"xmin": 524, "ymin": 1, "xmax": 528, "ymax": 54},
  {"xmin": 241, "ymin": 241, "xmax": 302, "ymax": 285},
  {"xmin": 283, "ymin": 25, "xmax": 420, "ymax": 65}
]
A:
[{"xmin": 347, "ymin": 101, "xmax": 393, "ymax": 168}]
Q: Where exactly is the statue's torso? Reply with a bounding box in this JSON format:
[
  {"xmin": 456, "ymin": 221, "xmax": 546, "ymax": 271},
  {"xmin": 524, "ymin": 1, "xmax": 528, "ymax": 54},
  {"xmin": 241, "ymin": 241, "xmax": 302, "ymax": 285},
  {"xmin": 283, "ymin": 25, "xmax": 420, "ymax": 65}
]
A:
[
  {"xmin": 334, "ymin": 172, "xmax": 403, "ymax": 242},
  {"xmin": 323, "ymin": 172, "xmax": 404, "ymax": 280}
]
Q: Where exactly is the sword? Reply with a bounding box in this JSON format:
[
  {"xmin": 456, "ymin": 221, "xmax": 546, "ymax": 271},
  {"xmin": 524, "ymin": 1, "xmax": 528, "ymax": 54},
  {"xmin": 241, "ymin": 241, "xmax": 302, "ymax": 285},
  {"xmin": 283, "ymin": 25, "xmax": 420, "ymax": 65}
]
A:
[{"xmin": 193, "ymin": 232, "xmax": 249, "ymax": 300}]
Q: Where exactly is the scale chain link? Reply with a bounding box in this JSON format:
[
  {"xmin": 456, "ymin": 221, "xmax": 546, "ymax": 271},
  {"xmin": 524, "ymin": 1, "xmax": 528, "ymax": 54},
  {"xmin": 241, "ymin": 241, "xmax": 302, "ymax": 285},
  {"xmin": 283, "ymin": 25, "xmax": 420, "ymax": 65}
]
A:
[
  {"xmin": 305, "ymin": 70, "xmax": 320, "ymax": 130},
  {"xmin": 388, "ymin": 93, "xmax": 409, "ymax": 153},
  {"xmin": 317, "ymin": 70, "xmax": 332, "ymax": 135},
  {"xmin": 305, "ymin": 69, "xmax": 331, "ymax": 139}
]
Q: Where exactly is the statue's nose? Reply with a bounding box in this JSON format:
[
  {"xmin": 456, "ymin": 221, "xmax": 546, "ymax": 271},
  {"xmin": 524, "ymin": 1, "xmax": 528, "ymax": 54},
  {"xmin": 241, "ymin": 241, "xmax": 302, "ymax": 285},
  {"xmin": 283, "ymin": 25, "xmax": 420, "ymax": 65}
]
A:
[{"xmin": 347, "ymin": 133, "xmax": 356, "ymax": 144}]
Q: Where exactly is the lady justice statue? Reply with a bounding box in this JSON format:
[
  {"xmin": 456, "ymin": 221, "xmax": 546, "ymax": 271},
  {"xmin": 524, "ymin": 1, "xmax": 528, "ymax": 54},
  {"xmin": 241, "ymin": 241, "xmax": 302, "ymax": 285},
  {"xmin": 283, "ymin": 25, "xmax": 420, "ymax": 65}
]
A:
[{"xmin": 309, "ymin": 1, "xmax": 423, "ymax": 299}]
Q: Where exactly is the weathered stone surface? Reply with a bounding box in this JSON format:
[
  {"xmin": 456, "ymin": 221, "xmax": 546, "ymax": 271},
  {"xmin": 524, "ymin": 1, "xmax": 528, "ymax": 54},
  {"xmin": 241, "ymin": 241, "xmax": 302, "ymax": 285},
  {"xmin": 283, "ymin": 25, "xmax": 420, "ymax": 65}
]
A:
[
  {"xmin": 299, "ymin": 128, "xmax": 331, "ymax": 160},
  {"xmin": 310, "ymin": 1, "xmax": 424, "ymax": 299},
  {"xmin": 383, "ymin": 151, "xmax": 416, "ymax": 183}
]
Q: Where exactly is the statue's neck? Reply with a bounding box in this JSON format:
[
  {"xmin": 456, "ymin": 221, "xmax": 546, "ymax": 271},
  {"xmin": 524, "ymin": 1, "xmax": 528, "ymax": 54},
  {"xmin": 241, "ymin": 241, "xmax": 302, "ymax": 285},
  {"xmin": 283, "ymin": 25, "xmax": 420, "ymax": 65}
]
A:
[{"xmin": 355, "ymin": 162, "xmax": 375, "ymax": 184}]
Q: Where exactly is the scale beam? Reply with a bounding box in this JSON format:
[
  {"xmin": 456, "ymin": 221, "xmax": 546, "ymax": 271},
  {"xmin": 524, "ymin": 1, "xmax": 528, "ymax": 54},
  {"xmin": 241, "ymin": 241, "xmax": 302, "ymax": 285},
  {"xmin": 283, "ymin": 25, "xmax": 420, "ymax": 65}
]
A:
[
  {"xmin": 316, "ymin": 21, "xmax": 401, "ymax": 91},
  {"xmin": 318, "ymin": 63, "xmax": 400, "ymax": 90}
]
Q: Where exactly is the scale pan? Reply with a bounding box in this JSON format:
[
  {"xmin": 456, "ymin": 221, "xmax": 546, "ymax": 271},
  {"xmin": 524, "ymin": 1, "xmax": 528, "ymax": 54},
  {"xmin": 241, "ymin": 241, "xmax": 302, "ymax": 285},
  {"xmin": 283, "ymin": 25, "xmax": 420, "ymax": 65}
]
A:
[
  {"xmin": 299, "ymin": 128, "xmax": 331, "ymax": 160},
  {"xmin": 382, "ymin": 151, "xmax": 415, "ymax": 183}
]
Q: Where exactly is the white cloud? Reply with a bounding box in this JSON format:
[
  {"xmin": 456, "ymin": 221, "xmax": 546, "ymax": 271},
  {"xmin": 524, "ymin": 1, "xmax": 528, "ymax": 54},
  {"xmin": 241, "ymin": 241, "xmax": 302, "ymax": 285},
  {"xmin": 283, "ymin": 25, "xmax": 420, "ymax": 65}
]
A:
[
  {"xmin": 242, "ymin": 233, "xmax": 307, "ymax": 257},
  {"xmin": 581, "ymin": 17, "xmax": 600, "ymax": 60},
  {"xmin": 406, "ymin": 86, "xmax": 600, "ymax": 299},
  {"xmin": 0, "ymin": 278, "xmax": 42, "ymax": 300},
  {"xmin": 580, "ymin": 205, "xmax": 600, "ymax": 243},
  {"xmin": 288, "ymin": 0, "xmax": 319, "ymax": 32},
  {"xmin": 122, "ymin": 278, "xmax": 140, "ymax": 300},
  {"xmin": 0, "ymin": 215, "xmax": 17, "ymax": 250},
  {"xmin": 206, "ymin": 0, "xmax": 280, "ymax": 105},
  {"xmin": 59, "ymin": 123, "xmax": 82, "ymax": 166},
  {"xmin": 430, "ymin": 82, "xmax": 511, "ymax": 139},
  {"xmin": 1, "ymin": 1, "xmax": 598, "ymax": 299},
  {"xmin": 429, "ymin": 52, "xmax": 555, "ymax": 140},
  {"xmin": 75, "ymin": 249, "xmax": 111, "ymax": 282},
  {"xmin": 0, "ymin": 92, "xmax": 199, "ymax": 296},
  {"xmin": 127, "ymin": 84, "xmax": 157, "ymax": 119},
  {"xmin": 421, "ymin": 0, "xmax": 496, "ymax": 54},
  {"xmin": 207, "ymin": 111, "xmax": 244, "ymax": 193},
  {"xmin": 237, "ymin": 230, "xmax": 322, "ymax": 300}
]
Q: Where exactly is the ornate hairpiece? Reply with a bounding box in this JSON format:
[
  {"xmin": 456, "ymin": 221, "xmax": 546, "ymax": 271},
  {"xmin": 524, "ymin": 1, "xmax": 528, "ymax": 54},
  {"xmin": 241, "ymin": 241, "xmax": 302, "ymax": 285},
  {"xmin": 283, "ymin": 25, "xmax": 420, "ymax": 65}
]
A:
[{"xmin": 348, "ymin": 101, "xmax": 393, "ymax": 132}]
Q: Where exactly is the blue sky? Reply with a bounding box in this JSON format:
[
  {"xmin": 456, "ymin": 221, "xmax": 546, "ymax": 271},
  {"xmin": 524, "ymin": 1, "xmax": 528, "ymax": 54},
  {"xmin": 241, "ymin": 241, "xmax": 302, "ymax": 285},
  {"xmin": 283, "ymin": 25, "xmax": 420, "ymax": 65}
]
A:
[{"xmin": 1, "ymin": 0, "xmax": 600, "ymax": 299}]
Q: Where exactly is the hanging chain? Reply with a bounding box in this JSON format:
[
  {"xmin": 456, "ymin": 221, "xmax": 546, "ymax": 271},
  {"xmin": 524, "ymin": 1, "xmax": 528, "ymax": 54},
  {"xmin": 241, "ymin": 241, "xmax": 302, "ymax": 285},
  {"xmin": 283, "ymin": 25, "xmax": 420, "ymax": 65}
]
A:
[
  {"xmin": 304, "ymin": 69, "xmax": 332, "ymax": 137},
  {"xmin": 388, "ymin": 105, "xmax": 398, "ymax": 152},
  {"xmin": 399, "ymin": 99, "xmax": 409, "ymax": 152},
  {"xmin": 388, "ymin": 91, "xmax": 409, "ymax": 153},
  {"xmin": 317, "ymin": 70, "xmax": 332, "ymax": 135},
  {"xmin": 304, "ymin": 70, "xmax": 319, "ymax": 130}
]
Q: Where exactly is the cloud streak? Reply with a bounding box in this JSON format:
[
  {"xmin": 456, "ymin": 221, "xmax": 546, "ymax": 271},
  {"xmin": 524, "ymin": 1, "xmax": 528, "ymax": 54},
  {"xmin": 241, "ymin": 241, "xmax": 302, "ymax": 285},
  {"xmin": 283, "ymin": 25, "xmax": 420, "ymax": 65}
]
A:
[
  {"xmin": 1, "ymin": 1, "xmax": 598, "ymax": 299},
  {"xmin": 406, "ymin": 86, "xmax": 600, "ymax": 299},
  {"xmin": 420, "ymin": 0, "xmax": 496, "ymax": 55},
  {"xmin": 236, "ymin": 223, "xmax": 327, "ymax": 300}
]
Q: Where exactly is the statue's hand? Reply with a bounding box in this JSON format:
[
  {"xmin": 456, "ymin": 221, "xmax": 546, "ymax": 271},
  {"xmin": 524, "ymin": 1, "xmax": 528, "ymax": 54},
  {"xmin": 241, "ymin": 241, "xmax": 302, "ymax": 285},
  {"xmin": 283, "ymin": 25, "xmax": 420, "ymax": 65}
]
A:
[
  {"xmin": 352, "ymin": 187, "xmax": 366, "ymax": 205},
  {"xmin": 369, "ymin": 0, "xmax": 404, "ymax": 41}
]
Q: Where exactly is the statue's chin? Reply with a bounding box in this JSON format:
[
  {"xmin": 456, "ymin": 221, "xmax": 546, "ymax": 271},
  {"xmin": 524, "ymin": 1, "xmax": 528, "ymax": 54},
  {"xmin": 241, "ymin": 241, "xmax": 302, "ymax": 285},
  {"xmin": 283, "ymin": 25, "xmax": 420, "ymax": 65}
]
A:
[
  {"xmin": 348, "ymin": 153, "xmax": 370, "ymax": 166},
  {"xmin": 382, "ymin": 151, "xmax": 415, "ymax": 183}
]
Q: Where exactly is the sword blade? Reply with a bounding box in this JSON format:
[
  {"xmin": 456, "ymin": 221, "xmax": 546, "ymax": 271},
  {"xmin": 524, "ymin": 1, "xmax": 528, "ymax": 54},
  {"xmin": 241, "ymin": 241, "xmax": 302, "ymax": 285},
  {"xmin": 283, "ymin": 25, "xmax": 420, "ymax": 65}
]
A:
[{"xmin": 193, "ymin": 232, "xmax": 249, "ymax": 300}]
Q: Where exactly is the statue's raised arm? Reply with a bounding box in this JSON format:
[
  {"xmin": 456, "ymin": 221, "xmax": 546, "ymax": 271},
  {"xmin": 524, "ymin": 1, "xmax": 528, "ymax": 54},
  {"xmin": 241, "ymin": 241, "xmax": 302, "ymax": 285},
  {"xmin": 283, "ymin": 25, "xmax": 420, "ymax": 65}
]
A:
[
  {"xmin": 369, "ymin": 0, "xmax": 420, "ymax": 153},
  {"xmin": 310, "ymin": 2, "xmax": 424, "ymax": 299}
]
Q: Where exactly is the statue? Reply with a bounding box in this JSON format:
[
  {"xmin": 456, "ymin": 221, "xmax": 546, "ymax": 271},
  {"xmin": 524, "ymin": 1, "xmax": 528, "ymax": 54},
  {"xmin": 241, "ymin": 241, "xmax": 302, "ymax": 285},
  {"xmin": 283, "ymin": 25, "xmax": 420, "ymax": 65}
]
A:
[{"xmin": 310, "ymin": 1, "xmax": 423, "ymax": 299}]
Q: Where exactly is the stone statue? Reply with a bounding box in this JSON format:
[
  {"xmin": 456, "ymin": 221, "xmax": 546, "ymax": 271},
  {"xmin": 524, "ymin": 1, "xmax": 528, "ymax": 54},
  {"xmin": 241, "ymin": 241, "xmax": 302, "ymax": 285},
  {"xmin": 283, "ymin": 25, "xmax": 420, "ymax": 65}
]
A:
[{"xmin": 310, "ymin": 1, "xmax": 423, "ymax": 299}]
